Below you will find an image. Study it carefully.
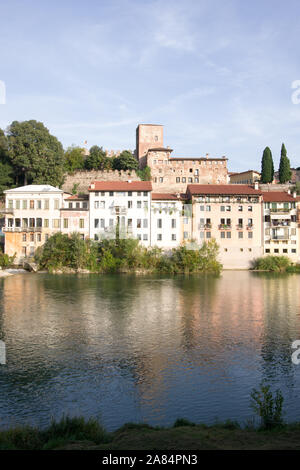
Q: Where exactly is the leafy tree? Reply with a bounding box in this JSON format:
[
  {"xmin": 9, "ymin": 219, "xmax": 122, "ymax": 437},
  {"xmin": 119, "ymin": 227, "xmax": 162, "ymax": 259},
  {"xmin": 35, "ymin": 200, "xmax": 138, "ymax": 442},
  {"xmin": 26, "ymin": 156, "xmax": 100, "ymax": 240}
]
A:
[
  {"xmin": 64, "ymin": 146, "xmax": 85, "ymax": 173},
  {"xmin": 251, "ymin": 383, "xmax": 284, "ymax": 429},
  {"xmin": 84, "ymin": 146, "xmax": 112, "ymax": 170},
  {"xmin": 279, "ymin": 143, "xmax": 292, "ymax": 183},
  {"xmin": 0, "ymin": 128, "xmax": 14, "ymax": 193},
  {"xmin": 7, "ymin": 120, "xmax": 65, "ymax": 187},
  {"xmin": 136, "ymin": 166, "xmax": 151, "ymax": 181},
  {"xmin": 261, "ymin": 147, "xmax": 274, "ymax": 183},
  {"xmin": 112, "ymin": 150, "xmax": 138, "ymax": 171}
]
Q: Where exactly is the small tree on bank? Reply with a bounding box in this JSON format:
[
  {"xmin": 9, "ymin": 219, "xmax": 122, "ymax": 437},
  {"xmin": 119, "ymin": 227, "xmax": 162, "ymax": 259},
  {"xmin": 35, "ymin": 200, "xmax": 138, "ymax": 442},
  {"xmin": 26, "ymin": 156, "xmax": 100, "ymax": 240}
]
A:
[
  {"xmin": 261, "ymin": 147, "xmax": 274, "ymax": 183},
  {"xmin": 279, "ymin": 143, "xmax": 292, "ymax": 183}
]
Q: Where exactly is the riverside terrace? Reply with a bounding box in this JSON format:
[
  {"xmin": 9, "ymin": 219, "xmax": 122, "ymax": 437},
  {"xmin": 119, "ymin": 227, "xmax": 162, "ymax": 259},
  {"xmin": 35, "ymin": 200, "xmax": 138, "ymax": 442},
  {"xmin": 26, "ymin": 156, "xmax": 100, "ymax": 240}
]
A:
[{"xmin": 2, "ymin": 182, "xmax": 300, "ymax": 268}]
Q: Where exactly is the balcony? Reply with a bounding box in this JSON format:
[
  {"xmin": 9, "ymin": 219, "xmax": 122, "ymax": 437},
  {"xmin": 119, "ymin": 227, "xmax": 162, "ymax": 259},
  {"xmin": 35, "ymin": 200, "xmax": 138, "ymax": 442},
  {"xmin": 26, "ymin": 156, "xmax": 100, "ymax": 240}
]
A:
[
  {"xmin": 270, "ymin": 208, "xmax": 291, "ymax": 214},
  {"xmin": 112, "ymin": 206, "xmax": 127, "ymax": 215},
  {"xmin": 204, "ymin": 223, "xmax": 212, "ymax": 229},
  {"xmin": 0, "ymin": 208, "xmax": 14, "ymax": 214},
  {"xmin": 246, "ymin": 225, "xmax": 253, "ymax": 230},
  {"xmin": 219, "ymin": 224, "xmax": 231, "ymax": 230},
  {"xmin": 236, "ymin": 224, "xmax": 243, "ymax": 230},
  {"xmin": 3, "ymin": 226, "xmax": 42, "ymax": 233}
]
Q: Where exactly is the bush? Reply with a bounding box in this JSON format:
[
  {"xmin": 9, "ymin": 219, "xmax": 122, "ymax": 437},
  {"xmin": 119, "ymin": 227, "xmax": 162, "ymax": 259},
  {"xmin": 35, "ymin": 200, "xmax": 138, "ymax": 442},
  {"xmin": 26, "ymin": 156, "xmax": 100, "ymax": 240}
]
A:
[
  {"xmin": 0, "ymin": 252, "xmax": 15, "ymax": 268},
  {"xmin": 173, "ymin": 418, "xmax": 196, "ymax": 428},
  {"xmin": 250, "ymin": 384, "xmax": 284, "ymax": 429},
  {"xmin": 252, "ymin": 255, "xmax": 292, "ymax": 272}
]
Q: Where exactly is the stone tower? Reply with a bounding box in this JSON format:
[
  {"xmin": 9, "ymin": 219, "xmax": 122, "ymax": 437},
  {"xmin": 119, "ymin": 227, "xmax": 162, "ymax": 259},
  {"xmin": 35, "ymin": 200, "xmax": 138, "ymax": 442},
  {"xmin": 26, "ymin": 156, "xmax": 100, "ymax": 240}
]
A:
[{"xmin": 136, "ymin": 124, "xmax": 164, "ymax": 168}]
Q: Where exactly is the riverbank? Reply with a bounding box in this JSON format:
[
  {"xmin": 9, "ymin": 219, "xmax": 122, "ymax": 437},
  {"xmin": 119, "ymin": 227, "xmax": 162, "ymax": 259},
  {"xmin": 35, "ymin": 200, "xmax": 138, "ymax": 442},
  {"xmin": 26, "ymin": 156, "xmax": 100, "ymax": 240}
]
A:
[
  {"xmin": 0, "ymin": 268, "xmax": 27, "ymax": 277},
  {"xmin": 2, "ymin": 418, "xmax": 300, "ymax": 450}
]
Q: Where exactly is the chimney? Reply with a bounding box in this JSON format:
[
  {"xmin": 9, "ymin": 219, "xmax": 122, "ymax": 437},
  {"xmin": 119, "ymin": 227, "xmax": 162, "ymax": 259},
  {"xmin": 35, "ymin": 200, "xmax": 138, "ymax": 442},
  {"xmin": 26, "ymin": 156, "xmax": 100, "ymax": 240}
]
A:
[
  {"xmin": 90, "ymin": 183, "xmax": 95, "ymax": 190},
  {"xmin": 254, "ymin": 181, "xmax": 259, "ymax": 190},
  {"xmin": 287, "ymin": 188, "xmax": 291, "ymax": 194},
  {"xmin": 293, "ymin": 190, "xmax": 297, "ymax": 198}
]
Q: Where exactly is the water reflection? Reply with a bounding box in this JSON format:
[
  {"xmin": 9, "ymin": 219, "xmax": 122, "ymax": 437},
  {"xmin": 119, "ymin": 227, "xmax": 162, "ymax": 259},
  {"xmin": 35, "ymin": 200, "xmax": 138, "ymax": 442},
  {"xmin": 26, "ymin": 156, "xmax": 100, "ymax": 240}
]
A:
[{"xmin": 0, "ymin": 272, "xmax": 300, "ymax": 430}]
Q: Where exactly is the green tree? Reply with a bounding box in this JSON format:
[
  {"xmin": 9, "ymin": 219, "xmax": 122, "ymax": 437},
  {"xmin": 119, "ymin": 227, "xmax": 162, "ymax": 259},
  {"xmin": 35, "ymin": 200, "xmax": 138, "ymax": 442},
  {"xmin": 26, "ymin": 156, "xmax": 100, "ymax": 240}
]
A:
[
  {"xmin": 0, "ymin": 128, "xmax": 14, "ymax": 193},
  {"xmin": 7, "ymin": 120, "xmax": 65, "ymax": 187},
  {"xmin": 261, "ymin": 147, "xmax": 274, "ymax": 183},
  {"xmin": 112, "ymin": 150, "xmax": 138, "ymax": 171},
  {"xmin": 279, "ymin": 143, "xmax": 292, "ymax": 183},
  {"xmin": 64, "ymin": 146, "xmax": 85, "ymax": 173},
  {"xmin": 84, "ymin": 146, "xmax": 112, "ymax": 170},
  {"xmin": 136, "ymin": 166, "xmax": 151, "ymax": 181}
]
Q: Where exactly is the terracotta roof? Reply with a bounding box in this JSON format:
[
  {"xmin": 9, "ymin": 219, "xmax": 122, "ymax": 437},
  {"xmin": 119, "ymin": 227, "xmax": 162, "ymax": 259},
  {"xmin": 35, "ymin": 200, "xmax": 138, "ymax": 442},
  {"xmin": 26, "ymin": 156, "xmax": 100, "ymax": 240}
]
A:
[
  {"xmin": 262, "ymin": 191, "xmax": 296, "ymax": 202},
  {"xmin": 89, "ymin": 181, "xmax": 152, "ymax": 191},
  {"xmin": 230, "ymin": 169, "xmax": 261, "ymax": 176},
  {"xmin": 152, "ymin": 193, "xmax": 187, "ymax": 201},
  {"xmin": 187, "ymin": 184, "xmax": 261, "ymax": 195},
  {"xmin": 66, "ymin": 194, "xmax": 89, "ymax": 200}
]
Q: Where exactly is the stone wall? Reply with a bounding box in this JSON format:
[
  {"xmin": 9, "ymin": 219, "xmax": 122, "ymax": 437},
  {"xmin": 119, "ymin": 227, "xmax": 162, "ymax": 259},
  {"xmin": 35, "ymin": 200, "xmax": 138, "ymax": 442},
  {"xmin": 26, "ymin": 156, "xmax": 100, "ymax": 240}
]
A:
[
  {"xmin": 259, "ymin": 183, "xmax": 295, "ymax": 192},
  {"xmin": 62, "ymin": 170, "xmax": 141, "ymax": 194}
]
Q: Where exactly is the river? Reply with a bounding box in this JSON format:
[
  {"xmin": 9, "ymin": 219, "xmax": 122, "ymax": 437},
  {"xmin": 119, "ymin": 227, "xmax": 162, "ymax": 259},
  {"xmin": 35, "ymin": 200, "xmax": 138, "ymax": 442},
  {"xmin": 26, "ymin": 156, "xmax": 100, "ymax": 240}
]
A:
[{"xmin": 0, "ymin": 271, "xmax": 299, "ymax": 430}]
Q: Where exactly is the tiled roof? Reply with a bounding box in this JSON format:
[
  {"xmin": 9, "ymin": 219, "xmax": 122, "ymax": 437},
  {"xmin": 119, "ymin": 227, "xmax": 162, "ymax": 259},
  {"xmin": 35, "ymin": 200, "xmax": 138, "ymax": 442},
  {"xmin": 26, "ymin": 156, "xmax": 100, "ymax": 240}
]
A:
[
  {"xmin": 89, "ymin": 181, "xmax": 152, "ymax": 191},
  {"xmin": 4, "ymin": 184, "xmax": 62, "ymax": 193},
  {"xmin": 152, "ymin": 193, "xmax": 186, "ymax": 200},
  {"xmin": 262, "ymin": 191, "xmax": 296, "ymax": 202},
  {"xmin": 65, "ymin": 194, "xmax": 89, "ymax": 200},
  {"xmin": 187, "ymin": 184, "xmax": 261, "ymax": 195}
]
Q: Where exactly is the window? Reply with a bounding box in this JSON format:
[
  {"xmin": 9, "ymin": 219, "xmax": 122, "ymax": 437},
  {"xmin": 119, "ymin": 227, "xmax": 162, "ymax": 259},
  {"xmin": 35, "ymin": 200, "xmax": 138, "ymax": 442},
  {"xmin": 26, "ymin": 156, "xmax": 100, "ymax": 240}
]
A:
[
  {"xmin": 143, "ymin": 192, "xmax": 148, "ymax": 197},
  {"xmin": 200, "ymin": 205, "xmax": 205, "ymax": 211},
  {"xmin": 172, "ymin": 234, "xmax": 176, "ymax": 241},
  {"xmin": 109, "ymin": 191, "xmax": 114, "ymax": 196},
  {"xmin": 94, "ymin": 201, "xmax": 99, "ymax": 209},
  {"xmin": 63, "ymin": 219, "xmax": 68, "ymax": 229},
  {"xmin": 79, "ymin": 219, "xmax": 84, "ymax": 229},
  {"xmin": 95, "ymin": 192, "xmax": 99, "ymax": 197},
  {"xmin": 22, "ymin": 234, "xmax": 26, "ymax": 242},
  {"xmin": 182, "ymin": 177, "xmax": 186, "ymax": 183},
  {"xmin": 221, "ymin": 206, "xmax": 225, "ymax": 211},
  {"xmin": 22, "ymin": 247, "xmax": 27, "ymax": 256},
  {"xmin": 143, "ymin": 234, "xmax": 148, "ymax": 241},
  {"xmin": 206, "ymin": 206, "xmax": 211, "ymax": 212},
  {"xmin": 22, "ymin": 200, "xmax": 27, "ymax": 210},
  {"xmin": 15, "ymin": 200, "xmax": 20, "ymax": 209},
  {"xmin": 128, "ymin": 201, "xmax": 132, "ymax": 209},
  {"xmin": 137, "ymin": 219, "xmax": 141, "ymax": 228},
  {"xmin": 183, "ymin": 217, "xmax": 188, "ymax": 224},
  {"xmin": 240, "ymin": 248, "xmax": 244, "ymax": 252},
  {"xmin": 226, "ymin": 206, "xmax": 231, "ymax": 211},
  {"xmin": 188, "ymin": 177, "xmax": 193, "ymax": 183},
  {"xmin": 184, "ymin": 231, "xmax": 189, "ymax": 239},
  {"xmin": 30, "ymin": 233, "xmax": 34, "ymax": 242},
  {"xmin": 100, "ymin": 201, "xmax": 105, "ymax": 209},
  {"xmin": 292, "ymin": 249, "xmax": 297, "ymax": 253},
  {"xmin": 248, "ymin": 218, "xmax": 253, "ymax": 227},
  {"xmin": 44, "ymin": 219, "xmax": 49, "ymax": 228},
  {"xmin": 283, "ymin": 249, "xmax": 288, "ymax": 253},
  {"xmin": 101, "ymin": 219, "xmax": 105, "ymax": 228},
  {"xmin": 143, "ymin": 219, "xmax": 148, "ymax": 228},
  {"xmin": 171, "ymin": 219, "xmax": 176, "ymax": 229},
  {"xmin": 54, "ymin": 199, "xmax": 59, "ymax": 210},
  {"xmin": 53, "ymin": 219, "xmax": 60, "ymax": 228},
  {"xmin": 159, "ymin": 177, "xmax": 163, "ymax": 183},
  {"xmin": 195, "ymin": 177, "xmax": 199, "ymax": 183},
  {"xmin": 83, "ymin": 202, "xmax": 88, "ymax": 209},
  {"xmin": 37, "ymin": 233, "xmax": 41, "ymax": 242},
  {"xmin": 144, "ymin": 201, "xmax": 148, "ymax": 209},
  {"xmin": 30, "ymin": 200, "xmax": 34, "ymax": 209},
  {"xmin": 238, "ymin": 206, "xmax": 243, "ymax": 211},
  {"xmin": 238, "ymin": 232, "xmax": 243, "ymax": 238},
  {"xmin": 37, "ymin": 200, "xmax": 42, "ymax": 209},
  {"xmin": 69, "ymin": 202, "xmax": 73, "ymax": 209},
  {"xmin": 176, "ymin": 177, "xmax": 180, "ymax": 183},
  {"xmin": 206, "ymin": 232, "xmax": 211, "ymax": 238},
  {"xmin": 94, "ymin": 219, "xmax": 99, "ymax": 229},
  {"xmin": 238, "ymin": 218, "xmax": 243, "ymax": 228},
  {"xmin": 137, "ymin": 201, "xmax": 142, "ymax": 209},
  {"xmin": 94, "ymin": 234, "xmax": 99, "ymax": 241},
  {"xmin": 137, "ymin": 234, "xmax": 141, "ymax": 240},
  {"xmin": 248, "ymin": 206, "xmax": 252, "ymax": 212},
  {"xmin": 221, "ymin": 232, "xmax": 225, "ymax": 238},
  {"xmin": 274, "ymin": 248, "xmax": 279, "ymax": 253},
  {"xmin": 109, "ymin": 219, "xmax": 113, "ymax": 226},
  {"xmin": 248, "ymin": 231, "xmax": 253, "ymax": 239},
  {"xmin": 157, "ymin": 234, "xmax": 162, "ymax": 241},
  {"xmin": 226, "ymin": 232, "xmax": 231, "ymax": 238},
  {"xmin": 44, "ymin": 199, "xmax": 49, "ymax": 210}
]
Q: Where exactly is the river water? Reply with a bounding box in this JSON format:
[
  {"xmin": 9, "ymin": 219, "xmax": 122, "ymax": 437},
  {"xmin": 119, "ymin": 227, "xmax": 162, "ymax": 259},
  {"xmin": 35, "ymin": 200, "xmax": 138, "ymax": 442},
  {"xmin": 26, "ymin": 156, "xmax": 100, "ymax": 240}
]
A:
[{"xmin": 0, "ymin": 271, "xmax": 300, "ymax": 430}]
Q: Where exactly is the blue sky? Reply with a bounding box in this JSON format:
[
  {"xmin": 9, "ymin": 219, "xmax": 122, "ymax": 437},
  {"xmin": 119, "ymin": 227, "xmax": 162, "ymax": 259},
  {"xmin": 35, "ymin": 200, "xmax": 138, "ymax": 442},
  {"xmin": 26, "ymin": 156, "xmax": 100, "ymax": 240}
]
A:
[{"xmin": 1, "ymin": 0, "xmax": 300, "ymax": 172}]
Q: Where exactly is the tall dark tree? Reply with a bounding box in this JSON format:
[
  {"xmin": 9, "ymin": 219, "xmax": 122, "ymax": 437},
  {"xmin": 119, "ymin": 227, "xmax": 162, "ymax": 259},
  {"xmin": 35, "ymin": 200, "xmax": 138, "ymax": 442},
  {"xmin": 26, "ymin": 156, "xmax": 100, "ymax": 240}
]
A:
[
  {"xmin": 0, "ymin": 128, "xmax": 14, "ymax": 193},
  {"xmin": 279, "ymin": 143, "xmax": 292, "ymax": 183},
  {"xmin": 112, "ymin": 150, "xmax": 138, "ymax": 171},
  {"xmin": 7, "ymin": 120, "xmax": 65, "ymax": 187},
  {"xmin": 261, "ymin": 147, "xmax": 274, "ymax": 183},
  {"xmin": 84, "ymin": 145, "xmax": 112, "ymax": 170}
]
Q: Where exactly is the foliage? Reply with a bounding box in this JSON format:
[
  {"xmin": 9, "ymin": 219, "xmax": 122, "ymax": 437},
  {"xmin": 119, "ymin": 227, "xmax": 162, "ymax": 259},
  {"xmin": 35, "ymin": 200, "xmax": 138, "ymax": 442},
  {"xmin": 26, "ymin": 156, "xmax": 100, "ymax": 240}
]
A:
[
  {"xmin": 293, "ymin": 181, "xmax": 300, "ymax": 195},
  {"xmin": 279, "ymin": 143, "xmax": 292, "ymax": 184},
  {"xmin": 173, "ymin": 418, "xmax": 196, "ymax": 427},
  {"xmin": 252, "ymin": 255, "xmax": 292, "ymax": 272},
  {"xmin": 64, "ymin": 146, "xmax": 85, "ymax": 173},
  {"xmin": 7, "ymin": 120, "xmax": 65, "ymax": 187},
  {"xmin": 84, "ymin": 145, "xmax": 112, "ymax": 171},
  {"xmin": 0, "ymin": 128, "xmax": 14, "ymax": 193},
  {"xmin": 35, "ymin": 232, "xmax": 99, "ymax": 272},
  {"xmin": 261, "ymin": 147, "xmax": 274, "ymax": 183},
  {"xmin": 0, "ymin": 252, "xmax": 15, "ymax": 268},
  {"xmin": 112, "ymin": 150, "xmax": 138, "ymax": 171},
  {"xmin": 250, "ymin": 384, "xmax": 284, "ymax": 429},
  {"xmin": 136, "ymin": 166, "xmax": 151, "ymax": 181},
  {"xmin": 35, "ymin": 233, "xmax": 222, "ymax": 274}
]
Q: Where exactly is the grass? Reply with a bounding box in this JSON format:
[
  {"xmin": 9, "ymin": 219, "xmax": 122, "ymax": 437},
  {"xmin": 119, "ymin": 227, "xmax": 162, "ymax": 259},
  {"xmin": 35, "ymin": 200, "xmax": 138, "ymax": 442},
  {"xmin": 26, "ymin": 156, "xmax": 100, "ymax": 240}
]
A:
[{"xmin": 2, "ymin": 416, "xmax": 300, "ymax": 450}]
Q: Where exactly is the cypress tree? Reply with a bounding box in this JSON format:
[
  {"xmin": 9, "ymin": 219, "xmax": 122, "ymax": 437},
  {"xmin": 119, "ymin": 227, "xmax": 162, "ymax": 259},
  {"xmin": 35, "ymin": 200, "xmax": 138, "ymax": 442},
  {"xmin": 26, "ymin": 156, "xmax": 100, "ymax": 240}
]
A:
[
  {"xmin": 261, "ymin": 147, "xmax": 274, "ymax": 183},
  {"xmin": 279, "ymin": 143, "xmax": 292, "ymax": 183}
]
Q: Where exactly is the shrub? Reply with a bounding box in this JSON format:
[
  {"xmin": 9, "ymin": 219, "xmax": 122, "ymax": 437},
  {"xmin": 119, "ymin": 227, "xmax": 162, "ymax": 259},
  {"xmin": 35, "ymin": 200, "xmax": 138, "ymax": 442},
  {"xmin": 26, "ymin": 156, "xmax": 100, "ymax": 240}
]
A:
[
  {"xmin": 252, "ymin": 255, "xmax": 291, "ymax": 272},
  {"xmin": 250, "ymin": 384, "xmax": 284, "ymax": 429},
  {"xmin": 173, "ymin": 418, "xmax": 196, "ymax": 428},
  {"xmin": 0, "ymin": 252, "xmax": 15, "ymax": 268}
]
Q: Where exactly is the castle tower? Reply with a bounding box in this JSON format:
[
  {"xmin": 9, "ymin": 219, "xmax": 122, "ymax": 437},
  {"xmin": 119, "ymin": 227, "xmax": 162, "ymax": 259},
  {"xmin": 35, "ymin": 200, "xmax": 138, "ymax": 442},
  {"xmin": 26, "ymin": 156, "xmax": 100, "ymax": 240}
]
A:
[{"xmin": 136, "ymin": 124, "xmax": 164, "ymax": 167}]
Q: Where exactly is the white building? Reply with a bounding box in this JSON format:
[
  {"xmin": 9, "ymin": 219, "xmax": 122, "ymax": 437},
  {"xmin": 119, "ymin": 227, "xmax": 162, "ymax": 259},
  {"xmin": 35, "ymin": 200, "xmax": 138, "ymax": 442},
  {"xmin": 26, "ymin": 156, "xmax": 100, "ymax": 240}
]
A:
[
  {"xmin": 88, "ymin": 181, "xmax": 152, "ymax": 246},
  {"xmin": 3, "ymin": 185, "xmax": 64, "ymax": 261},
  {"xmin": 262, "ymin": 191, "xmax": 298, "ymax": 261},
  {"xmin": 151, "ymin": 193, "xmax": 185, "ymax": 248}
]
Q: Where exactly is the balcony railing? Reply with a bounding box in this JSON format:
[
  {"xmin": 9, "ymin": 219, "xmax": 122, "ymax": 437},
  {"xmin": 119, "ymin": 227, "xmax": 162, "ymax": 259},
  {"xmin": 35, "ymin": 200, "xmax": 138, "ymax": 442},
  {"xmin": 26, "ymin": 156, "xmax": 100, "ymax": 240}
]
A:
[
  {"xmin": 3, "ymin": 226, "xmax": 43, "ymax": 232},
  {"xmin": 246, "ymin": 225, "xmax": 253, "ymax": 230},
  {"xmin": 270, "ymin": 208, "xmax": 291, "ymax": 214},
  {"xmin": 112, "ymin": 206, "xmax": 127, "ymax": 215},
  {"xmin": 236, "ymin": 224, "xmax": 243, "ymax": 230},
  {"xmin": 271, "ymin": 221, "xmax": 290, "ymax": 227},
  {"xmin": 0, "ymin": 208, "xmax": 14, "ymax": 214},
  {"xmin": 219, "ymin": 224, "xmax": 231, "ymax": 230}
]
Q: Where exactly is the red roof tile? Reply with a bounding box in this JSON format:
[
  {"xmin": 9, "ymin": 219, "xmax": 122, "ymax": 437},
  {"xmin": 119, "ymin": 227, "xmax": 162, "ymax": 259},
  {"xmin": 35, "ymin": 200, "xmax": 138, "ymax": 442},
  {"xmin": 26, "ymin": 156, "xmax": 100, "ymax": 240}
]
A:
[
  {"xmin": 89, "ymin": 181, "xmax": 152, "ymax": 191},
  {"xmin": 187, "ymin": 184, "xmax": 261, "ymax": 195},
  {"xmin": 262, "ymin": 191, "xmax": 296, "ymax": 202}
]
